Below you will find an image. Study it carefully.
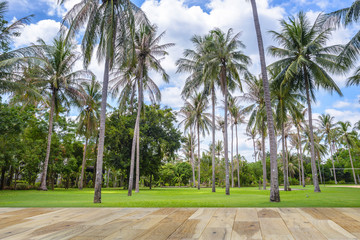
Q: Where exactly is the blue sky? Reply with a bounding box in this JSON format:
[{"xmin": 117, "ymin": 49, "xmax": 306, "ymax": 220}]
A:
[{"xmin": 6, "ymin": 0, "xmax": 360, "ymax": 161}]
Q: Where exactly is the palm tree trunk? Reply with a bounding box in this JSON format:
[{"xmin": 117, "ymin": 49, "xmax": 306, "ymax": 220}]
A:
[
  {"xmin": 191, "ymin": 131, "xmax": 196, "ymax": 188},
  {"xmin": 236, "ymin": 124, "xmax": 240, "ymax": 188},
  {"xmin": 329, "ymin": 139, "xmax": 337, "ymax": 184},
  {"xmin": 94, "ymin": 58, "xmax": 110, "ymax": 203},
  {"xmin": 285, "ymin": 136, "xmax": 290, "ymax": 188},
  {"xmin": 250, "ymin": 0, "xmax": 279, "ymax": 202},
  {"xmin": 304, "ymin": 70, "xmax": 321, "ymax": 192},
  {"xmin": 347, "ymin": 145, "xmax": 358, "ymax": 184},
  {"xmin": 106, "ymin": 168, "xmax": 110, "ymax": 188},
  {"xmin": 231, "ymin": 123, "xmax": 234, "ymax": 188},
  {"xmin": 223, "ymin": 71, "xmax": 230, "ymax": 196},
  {"xmin": 261, "ymin": 131, "xmax": 266, "ymax": 190},
  {"xmin": 297, "ymin": 127, "xmax": 305, "ymax": 187},
  {"xmin": 252, "ymin": 136, "xmax": 257, "ymax": 162},
  {"xmin": 39, "ymin": 92, "xmax": 56, "ymax": 191},
  {"xmin": 79, "ymin": 137, "xmax": 88, "ymax": 190},
  {"xmin": 281, "ymin": 122, "xmax": 288, "ymax": 191},
  {"xmin": 135, "ymin": 74, "xmax": 144, "ymax": 193},
  {"xmin": 211, "ymin": 87, "xmax": 216, "ymax": 192},
  {"xmin": 296, "ymin": 147, "xmax": 301, "ymax": 186},
  {"xmin": 197, "ymin": 125, "xmax": 201, "ymax": 190},
  {"xmin": 317, "ymin": 153, "xmax": 323, "ymax": 184}
]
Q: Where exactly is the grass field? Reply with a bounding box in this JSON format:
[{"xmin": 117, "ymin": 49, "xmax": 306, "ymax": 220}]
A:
[{"xmin": 0, "ymin": 185, "xmax": 359, "ymax": 208}]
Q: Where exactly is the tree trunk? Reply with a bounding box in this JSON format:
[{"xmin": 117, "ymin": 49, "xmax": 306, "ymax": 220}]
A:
[
  {"xmin": 190, "ymin": 131, "xmax": 196, "ymax": 188},
  {"xmin": 304, "ymin": 71, "xmax": 321, "ymax": 192},
  {"xmin": 128, "ymin": 109, "xmax": 140, "ymax": 196},
  {"xmin": 149, "ymin": 174, "xmax": 152, "ymax": 190},
  {"xmin": 285, "ymin": 135, "xmax": 290, "ymax": 188},
  {"xmin": 39, "ymin": 92, "xmax": 56, "ymax": 191},
  {"xmin": 106, "ymin": 168, "xmax": 110, "ymax": 188},
  {"xmin": 94, "ymin": 57, "xmax": 110, "ymax": 203},
  {"xmin": 0, "ymin": 167, "xmax": 5, "ymax": 190},
  {"xmin": 296, "ymin": 145, "xmax": 301, "ymax": 186},
  {"xmin": 329, "ymin": 138, "xmax": 337, "ymax": 184},
  {"xmin": 297, "ymin": 127, "xmax": 306, "ymax": 187},
  {"xmin": 79, "ymin": 137, "xmax": 88, "ymax": 190},
  {"xmin": 317, "ymin": 153, "xmax": 323, "ymax": 184},
  {"xmin": 347, "ymin": 145, "xmax": 358, "ymax": 184},
  {"xmin": 223, "ymin": 68, "xmax": 230, "ymax": 196},
  {"xmin": 197, "ymin": 125, "xmax": 201, "ymax": 190},
  {"xmin": 135, "ymin": 71, "xmax": 144, "ymax": 193},
  {"xmin": 236, "ymin": 124, "xmax": 240, "ymax": 188},
  {"xmin": 282, "ymin": 122, "xmax": 288, "ymax": 191},
  {"xmin": 231, "ymin": 123, "xmax": 234, "ymax": 188},
  {"xmin": 252, "ymin": 136, "xmax": 257, "ymax": 162},
  {"xmin": 261, "ymin": 131, "xmax": 266, "ymax": 190},
  {"xmin": 211, "ymin": 87, "xmax": 216, "ymax": 192},
  {"xmin": 250, "ymin": 0, "xmax": 279, "ymax": 202}
]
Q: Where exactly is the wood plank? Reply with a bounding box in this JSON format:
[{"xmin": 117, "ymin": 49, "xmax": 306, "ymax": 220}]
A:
[
  {"xmin": 231, "ymin": 221, "xmax": 262, "ymax": 240},
  {"xmin": 200, "ymin": 208, "xmax": 236, "ymax": 240},
  {"xmin": 316, "ymin": 208, "xmax": 360, "ymax": 238},
  {"xmin": 259, "ymin": 218, "xmax": 294, "ymax": 240},
  {"xmin": 278, "ymin": 208, "xmax": 326, "ymax": 240},
  {"xmin": 257, "ymin": 208, "xmax": 281, "ymax": 218},
  {"xmin": 235, "ymin": 208, "xmax": 259, "ymax": 222},
  {"xmin": 136, "ymin": 208, "xmax": 197, "ymax": 240},
  {"xmin": 299, "ymin": 208, "xmax": 357, "ymax": 239}
]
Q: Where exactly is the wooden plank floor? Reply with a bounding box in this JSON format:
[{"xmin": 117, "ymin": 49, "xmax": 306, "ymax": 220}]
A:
[{"xmin": 0, "ymin": 208, "xmax": 360, "ymax": 239}]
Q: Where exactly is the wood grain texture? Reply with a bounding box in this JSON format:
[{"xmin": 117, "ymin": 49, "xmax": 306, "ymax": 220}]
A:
[{"xmin": 0, "ymin": 208, "xmax": 359, "ymax": 239}]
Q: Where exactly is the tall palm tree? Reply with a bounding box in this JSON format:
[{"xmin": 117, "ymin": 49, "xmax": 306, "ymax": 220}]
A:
[
  {"xmin": 268, "ymin": 12, "xmax": 347, "ymax": 193},
  {"xmin": 317, "ymin": 114, "xmax": 338, "ymax": 184},
  {"xmin": 242, "ymin": 75, "xmax": 268, "ymax": 190},
  {"xmin": 205, "ymin": 28, "xmax": 251, "ymax": 195},
  {"xmin": 115, "ymin": 24, "xmax": 173, "ymax": 196},
  {"xmin": 291, "ymin": 105, "xmax": 306, "ymax": 187},
  {"xmin": 271, "ymin": 72, "xmax": 304, "ymax": 191},
  {"xmin": 247, "ymin": 0, "xmax": 280, "ymax": 202},
  {"xmin": 29, "ymin": 36, "xmax": 92, "ymax": 191},
  {"xmin": 183, "ymin": 93, "xmax": 211, "ymax": 190},
  {"xmin": 337, "ymin": 121, "xmax": 358, "ymax": 184},
  {"xmin": 181, "ymin": 133, "xmax": 197, "ymax": 187},
  {"xmin": 176, "ymin": 33, "xmax": 218, "ymax": 192},
  {"xmin": 61, "ymin": 0, "xmax": 144, "ymax": 203},
  {"xmin": 246, "ymin": 126, "xmax": 258, "ymax": 162},
  {"xmin": 229, "ymin": 99, "xmax": 245, "ymax": 187},
  {"xmin": 77, "ymin": 77, "xmax": 101, "ymax": 190}
]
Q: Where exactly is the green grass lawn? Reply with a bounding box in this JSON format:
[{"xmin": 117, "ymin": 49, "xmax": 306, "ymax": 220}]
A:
[{"xmin": 0, "ymin": 185, "xmax": 359, "ymax": 208}]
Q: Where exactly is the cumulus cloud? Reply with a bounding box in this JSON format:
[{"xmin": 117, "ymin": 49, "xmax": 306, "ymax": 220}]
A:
[
  {"xmin": 325, "ymin": 108, "xmax": 360, "ymax": 125},
  {"xmin": 13, "ymin": 19, "xmax": 61, "ymax": 48}
]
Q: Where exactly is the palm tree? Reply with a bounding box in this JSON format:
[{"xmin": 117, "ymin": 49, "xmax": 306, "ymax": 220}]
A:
[
  {"xmin": 114, "ymin": 24, "xmax": 173, "ymax": 196},
  {"xmin": 182, "ymin": 93, "xmax": 211, "ymax": 189},
  {"xmin": 242, "ymin": 75, "xmax": 268, "ymax": 190},
  {"xmin": 28, "ymin": 36, "xmax": 92, "ymax": 191},
  {"xmin": 77, "ymin": 77, "xmax": 101, "ymax": 190},
  {"xmin": 205, "ymin": 28, "xmax": 251, "ymax": 195},
  {"xmin": 181, "ymin": 133, "xmax": 197, "ymax": 187},
  {"xmin": 271, "ymin": 71, "xmax": 304, "ymax": 191},
  {"xmin": 229, "ymin": 99, "xmax": 245, "ymax": 187},
  {"xmin": 61, "ymin": 0, "xmax": 145, "ymax": 203},
  {"xmin": 337, "ymin": 121, "xmax": 358, "ymax": 184},
  {"xmin": 268, "ymin": 12, "xmax": 347, "ymax": 193},
  {"xmin": 176, "ymin": 33, "xmax": 218, "ymax": 192},
  {"xmin": 291, "ymin": 105, "xmax": 306, "ymax": 187},
  {"xmin": 247, "ymin": 0, "xmax": 280, "ymax": 202},
  {"xmin": 317, "ymin": 114, "xmax": 338, "ymax": 184},
  {"xmin": 246, "ymin": 127, "xmax": 258, "ymax": 162}
]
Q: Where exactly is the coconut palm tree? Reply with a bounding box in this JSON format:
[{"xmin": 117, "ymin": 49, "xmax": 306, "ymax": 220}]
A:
[
  {"xmin": 268, "ymin": 12, "xmax": 347, "ymax": 193},
  {"xmin": 181, "ymin": 133, "xmax": 197, "ymax": 187},
  {"xmin": 77, "ymin": 77, "xmax": 101, "ymax": 190},
  {"xmin": 183, "ymin": 93, "xmax": 211, "ymax": 189},
  {"xmin": 113, "ymin": 24, "xmax": 173, "ymax": 196},
  {"xmin": 204, "ymin": 28, "xmax": 251, "ymax": 195},
  {"xmin": 177, "ymin": 33, "xmax": 219, "ymax": 192},
  {"xmin": 61, "ymin": 0, "xmax": 145, "ymax": 203},
  {"xmin": 337, "ymin": 121, "xmax": 358, "ymax": 184},
  {"xmin": 246, "ymin": 127, "xmax": 258, "ymax": 163},
  {"xmin": 271, "ymin": 71, "xmax": 305, "ymax": 191},
  {"xmin": 28, "ymin": 36, "xmax": 92, "ymax": 191},
  {"xmin": 247, "ymin": 0, "xmax": 280, "ymax": 202},
  {"xmin": 291, "ymin": 105, "xmax": 307, "ymax": 187},
  {"xmin": 242, "ymin": 75, "xmax": 268, "ymax": 190},
  {"xmin": 317, "ymin": 114, "xmax": 338, "ymax": 184}
]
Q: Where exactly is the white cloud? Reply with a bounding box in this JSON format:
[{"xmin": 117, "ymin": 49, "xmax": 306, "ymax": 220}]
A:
[
  {"xmin": 13, "ymin": 19, "xmax": 61, "ymax": 48},
  {"xmin": 325, "ymin": 108, "xmax": 360, "ymax": 125},
  {"xmin": 333, "ymin": 100, "xmax": 351, "ymax": 108}
]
